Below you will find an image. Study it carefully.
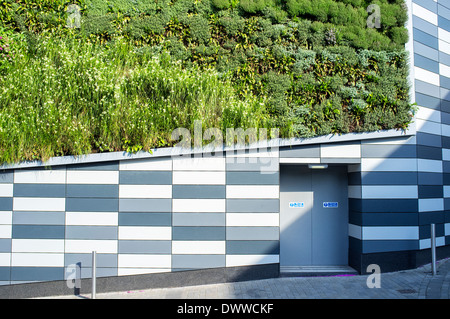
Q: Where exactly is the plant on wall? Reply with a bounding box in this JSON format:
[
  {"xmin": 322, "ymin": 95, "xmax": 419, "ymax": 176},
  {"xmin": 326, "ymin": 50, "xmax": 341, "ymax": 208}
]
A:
[{"xmin": 0, "ymin": 0, "xmax": 414, "ymax": 163}]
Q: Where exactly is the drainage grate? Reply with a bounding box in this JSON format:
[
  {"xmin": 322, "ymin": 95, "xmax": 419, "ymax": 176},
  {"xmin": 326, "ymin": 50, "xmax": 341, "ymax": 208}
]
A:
[{"xmin": 397, "ymin": 289, "xmax": 417, "ymax": 294}]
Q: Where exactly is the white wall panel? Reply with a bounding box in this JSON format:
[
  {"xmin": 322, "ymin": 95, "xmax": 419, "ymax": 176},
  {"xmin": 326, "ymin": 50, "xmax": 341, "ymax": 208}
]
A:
[
  {"xmin": 65, "ymin": 240, "xmax": 118, "ymax": 254},
  {"xmin": 65, "ymin": 212, "xmax": 118, "ymax": 226},
  {"xmin": 11, "ymin": 253, "xmax": 64, "ymax": 267},
  {"xmin": 173, "ymin": 199, "xmax": 226, "ymax": 213},
  {"xmin": 118, "ymin": 226, "xmax": 171, "ymax": 240},
  {"xmin": 118, "ymin": 254, "xmax": 171, "ymax": 268},
  {"xmin": 66, "ymin": 171, "xmax": 118, "ymax": 184},
  {"xmin": 226, "ymin": 186, "xmax": 279, "ymax": 199},
  {"xmin": 119, "ymin": 158, "xmax": 172, "ymax": 171},
  {"xmin": 13, "ymin": 198, "xmax": 65, "ymax": 212},
  {"xmin": 226, "ymin": 213, "xmax": 279, "ymax": 227},
  {"xmin": 173, "ymin": 171, "xmax": 226, "ymax": 185},
  {"xmin": 119, "ymin": 185, "xmax": 172, "ymax": 198},
  {"xmin": 14, "ymin": 170, "xmax": 66, "ymax": 184},
  {"xmin": 12, "ymin": 239, "xmax": 64, "ymax": 253},
  {"xmin": 172, "ymin": 241, "xmax": 225, "ymax": 254},
  {"xmin": 226, "ymin": 255, "xmax": 279, "ymax": 267}
]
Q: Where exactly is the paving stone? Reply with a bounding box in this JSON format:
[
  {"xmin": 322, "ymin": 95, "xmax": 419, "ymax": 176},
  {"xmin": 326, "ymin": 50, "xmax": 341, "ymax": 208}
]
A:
[{"xmin": 34, "ymin": 259, "xmax": 450, "ymax": 299}]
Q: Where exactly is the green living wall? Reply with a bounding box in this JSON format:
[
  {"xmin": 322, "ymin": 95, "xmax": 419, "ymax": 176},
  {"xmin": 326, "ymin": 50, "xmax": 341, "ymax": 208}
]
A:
[{"xmin": 0, "ymin": 0, "xmax": 414, "ymax": 163}]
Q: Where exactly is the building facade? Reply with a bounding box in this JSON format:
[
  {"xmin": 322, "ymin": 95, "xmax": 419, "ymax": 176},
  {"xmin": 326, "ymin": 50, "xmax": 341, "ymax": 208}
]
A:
[{"xmin": 0, "ymin": 0, "xmax": 449, "ymax": 297}]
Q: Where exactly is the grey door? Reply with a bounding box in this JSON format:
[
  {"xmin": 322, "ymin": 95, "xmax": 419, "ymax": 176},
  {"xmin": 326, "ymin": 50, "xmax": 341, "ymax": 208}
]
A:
[{"xmin": 280, "ymin": 165, "xmax": 349, "ymax": 266}]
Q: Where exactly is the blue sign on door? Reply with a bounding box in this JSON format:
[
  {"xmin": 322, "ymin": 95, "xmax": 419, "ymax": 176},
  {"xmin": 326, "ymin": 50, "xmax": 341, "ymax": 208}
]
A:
[
  {"xmin": 289, "ymin": 202, "xmax": 304, "ymax": 208},
  {"xmin": 323, "ymin": 202, "xmax": 338, "ymax": 208}
]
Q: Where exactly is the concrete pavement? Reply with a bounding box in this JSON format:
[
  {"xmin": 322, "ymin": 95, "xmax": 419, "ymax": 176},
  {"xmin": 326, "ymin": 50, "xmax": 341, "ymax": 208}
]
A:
[{"xmin": 37, "ymin": 258, "xmax": 450, "ymax": 299}]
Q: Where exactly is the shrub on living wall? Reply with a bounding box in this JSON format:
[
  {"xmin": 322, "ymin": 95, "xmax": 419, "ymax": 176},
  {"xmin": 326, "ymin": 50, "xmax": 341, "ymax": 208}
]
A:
[{"xmin": 0, "ymin": 0, "xmax": 415, "ymax": 163}]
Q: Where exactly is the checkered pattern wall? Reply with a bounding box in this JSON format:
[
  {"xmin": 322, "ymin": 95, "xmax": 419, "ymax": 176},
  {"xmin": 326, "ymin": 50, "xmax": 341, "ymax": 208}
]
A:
[{"xmin": 0, "ymin": 152, "xmax": 281, "ymax": 285}]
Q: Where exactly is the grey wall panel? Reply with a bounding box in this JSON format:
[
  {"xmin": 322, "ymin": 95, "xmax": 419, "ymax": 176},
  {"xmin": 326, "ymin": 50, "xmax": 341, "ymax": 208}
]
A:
[
  {"xmin": 441, "ymin": 111, "xmax": 450, "ymax": 125},
  {"xmin": 413, "ymin": 28, "xmax": 439, "ymax": 49},
  {"xmin": 361, "ymin": 172, "xmax": 418, "ymax": 185},
  {"xmin": 440, "ymin": 51, "xmax": 450, "ymax": 66},
  {"xmin": 13, "ymin": 184, "xmax": 65, "ymax": 198},
  {"xmin": 440, "ymin": 76, "xmax": 450, "ymax": 90},
  {"xmin": 439, "ymin": 3, "xmax": 450, "ymax": 19},
  {"xmin": 348, "ymin": 172, "xmax": 361, "ymax": 185},
  {"xmin": 66, "ymin": 161, "xmax": 119, "ymax": 171},
  {"xmin": 226, "ymin": 158, "xmax": 279, "ymax": 172},
  {"xmin": 0, "ymin": 239, "xmax": 11, "ymax": 253},
  {"xmin": 172, "ymin": 227, "xmax": 226, "ymax": 241},
  {"xmin": 418, "ymin": 172, "xmax": 443, "ymax": 185},
  {"xmin": 419, "ymin": 223, "xmax": 445, "ymax": 237},
  {"xmin": 413, "ymin": 0, "xmax": 437, "ymax": 12},
  {"xmin": 172, "ymin": 255, "xmax": 225, "ymax": 269},
  {"xmin": 419, "ymin": 211, "xmax": 445, "ymax": 225},
  {"xmin": 118, "ymin": 198, "xmax": 171, "ymax": 212},
  {"xmin": 64, "ymin": 253, "xmax": 118, "ymax": 268},
  {"xmin": 11, "ymin": 225, "xmax": 64, "ymax": 239},
  {"xmin": 226, "ymin": 171, "xmax": 279, "ymax": 185},
  {"xmin": 361, "ymin": 213, "xmax": 419, "ymax": 226},
  {"xmin": 10, "ymin": 267, "xmax": 64, "ymax": 281},
  {"xmin": 414, "ymin": 53, "xmax": 440, "ymax": 73},
  {"xmin": 438, "ymin": 15, "xmax": 450, "ymax": 32},
  {"xmin": 118, "ymin": 212, "xmax": 171, "ymax": 226},
  {"xmin": 118, "ymin": 240, "xmax": 171, "ymax": 254},
  {"xmin": 172, "ymin": 185, "xmax": 225, "ymax": 199},
  {"xmin": 119, "ymin": 171, "xmax": 172, "ymax": 185},
  {"xmin": 414, "ymin": 41, "xmax": 439, "ymax": 61},
  {"xmin": 418, "ymin": 185, "xmax": 443, "ymax": 198},
  {"xmin": 415, "ymin": 79, "xmax": 440, "ymax": 98},
  {"xmin": 361, "ymin": 144, "xmax": 417, "ymax": 158},
  {"xmin": 226, "ymin": 227, "xmax": 279, "ymax": 240},
  {"xmin": 442, "ymin": 100, "xmax": 450, "ymax": 113},
  {"xmin": 415, "ymin": 92, "xmax": 441, "ymax": 110},
  {"xmin": 442, "ymin": 87, "xmax": 450, "ymax": 101},
  {"xmin": 66, "ymin": 198, "xmax": 119, "ymax": 212},
  {"xmin": 66, "ymin": 185, "xmax": 118, "ymax": 198},
  {"xmin": 65, "ymin": 226, "xmax": 118, "ymax": 240},
  {"xmin": 443, "ymin": 161, "xmax": 450, "ymax": 173},
  {"xmin": 416, "ymin": 132, "xmax": 441, "ymax": 147},
  {"xmin": 362, "ymin": 240, "xmax": 419, "ymax": 254},
  {"xmin": 279, "ymin": 145, "xmax": 320, "ymax": 158},
  {"xmin": 356, "ymin": 199, "xmax": 418, "ymax": 213},
  {"xmin": 0, "ymin": 268, "xmax": 9, "ymax": 281},
  {"xmin": 226, "ymin": 199, "xmax": 279, "ymax": 213},
  {"xmin": 75, "ymin": 267, "xmax": 118, "ymax": 279},
  {"xmin": 226, "ymin": 241, "xmax": 279, "ymax": 255},
  {"xmin": 417, "ymin": 145, "xmax": 442, "ymax": 160},
  {"xmin": 12, "ymin": 212, "xmax": 65, "ymax": 225},
  {"xmin": 444, "ymin": 173, "xmax": 450, "ymax": 185},
  {"xmin": 0, "ymin": 198, "xmax": 13, "ymax": 211},
  {"xmin": 412, "ymin": 16, "xmax": 438, "ymax": 37}
]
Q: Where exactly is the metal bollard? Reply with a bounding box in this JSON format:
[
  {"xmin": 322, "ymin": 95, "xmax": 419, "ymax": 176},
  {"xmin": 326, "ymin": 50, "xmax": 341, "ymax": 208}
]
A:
[
  {"xmin": 431, "ymin": 224, "xmax": 436, "ymax": 276},
  {"xmin": 92, "ymin": 251, "xmax": 97, "ymax": 299}
]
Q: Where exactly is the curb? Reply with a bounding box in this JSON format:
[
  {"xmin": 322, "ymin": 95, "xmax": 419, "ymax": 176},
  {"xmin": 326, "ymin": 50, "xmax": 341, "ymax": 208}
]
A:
[{"xmin": 422, "ymin": 258, "xmax": 450, "ymax": 299}]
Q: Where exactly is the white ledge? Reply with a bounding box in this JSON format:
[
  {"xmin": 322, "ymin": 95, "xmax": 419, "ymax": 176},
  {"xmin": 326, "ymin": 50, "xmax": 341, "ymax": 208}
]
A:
[{"xmin": 0, "ymin": 127, "xmax": 415, "ymax": 170}]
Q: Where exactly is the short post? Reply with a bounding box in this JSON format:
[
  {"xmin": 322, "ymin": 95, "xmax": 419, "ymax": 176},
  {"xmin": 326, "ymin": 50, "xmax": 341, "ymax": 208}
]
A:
[
  {"xmin": 92, "ymin": 251, "xmax": 97, "ymax": 299},
  {"xmin": 431, "ymin": 224, "xmax": 436, "ymax": 276}
]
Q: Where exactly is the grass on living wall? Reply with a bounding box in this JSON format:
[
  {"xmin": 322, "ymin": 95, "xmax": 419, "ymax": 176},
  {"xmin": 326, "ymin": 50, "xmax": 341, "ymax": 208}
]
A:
[{"xmin": 0, "ymin": 34, "xmax": 269, "ymax": 164}]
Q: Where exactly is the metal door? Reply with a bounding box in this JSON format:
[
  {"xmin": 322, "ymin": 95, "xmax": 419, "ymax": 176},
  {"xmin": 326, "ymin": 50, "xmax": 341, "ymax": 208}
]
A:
[{"xmin": 280, "ymin": 165, "xmax": 349, "ymax": 266}]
